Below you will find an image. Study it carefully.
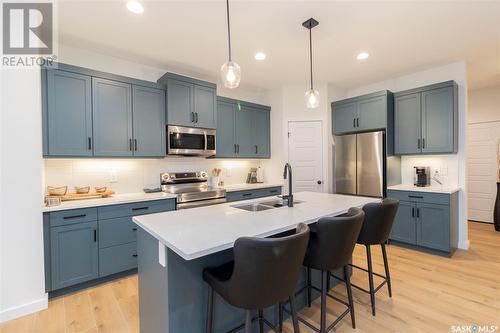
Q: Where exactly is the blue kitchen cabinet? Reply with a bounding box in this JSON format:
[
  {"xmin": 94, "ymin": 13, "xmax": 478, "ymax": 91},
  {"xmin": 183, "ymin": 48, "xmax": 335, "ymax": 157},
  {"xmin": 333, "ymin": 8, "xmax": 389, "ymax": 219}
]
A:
[
  {"xmin": 226, "ymin": 186, "xmax": 282, "ymax": 202},
  {"xmin": 50, "ymin": 221, "xmax": 99, "ymax": 290},
  {"xmin": 331, "ymin": 91, "xmax": 393, "ymax": 135},
  {"xmin": 253, "ymin": 108, "xmax": 270, "ymax": 158},
  {"xmin": 132, "ymin": 86, "xmax": 166, "ymax": 157},
  {"xmin": 92, "ymin": 78, "xmax": 133, "ymax": 157},
  {"xmin": 394, "ymin": 81, "xmax": 458, "ymax": 155},
  {"xmin": 45, "ymin": 69, "xmax": 93, "ymax": 156},
  {"xmin": 159, "ymin": 73, "xmax": 217, "ymax": 129},
  {"xmin": 236, "ymin": 105, "xmax": 256, "ymax": 158},
  {"xmin": 388, "ymin": 189, "xmax": 458, "ymax": 256},
  {"xmin": 216, "ymin": 100, "xmax": 236, "ymax": 157}
]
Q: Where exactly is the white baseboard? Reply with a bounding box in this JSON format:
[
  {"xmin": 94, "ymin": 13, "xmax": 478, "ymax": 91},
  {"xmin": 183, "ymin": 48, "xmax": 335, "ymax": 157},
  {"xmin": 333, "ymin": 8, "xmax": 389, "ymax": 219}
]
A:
[
  {"xmin": 0, "ymin": 295, "xmax": 48, "ymax": 323},
  {"xmin": 458, "ymin": 239, "xmax": 470, "ymax": 250}
]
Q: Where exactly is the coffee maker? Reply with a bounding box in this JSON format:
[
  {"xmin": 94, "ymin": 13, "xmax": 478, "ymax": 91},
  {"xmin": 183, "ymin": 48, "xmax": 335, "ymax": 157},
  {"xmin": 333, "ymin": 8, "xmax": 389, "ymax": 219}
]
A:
[{"xmin": 414, "ymin": 166, "xmax": 431, "ymax": 187}]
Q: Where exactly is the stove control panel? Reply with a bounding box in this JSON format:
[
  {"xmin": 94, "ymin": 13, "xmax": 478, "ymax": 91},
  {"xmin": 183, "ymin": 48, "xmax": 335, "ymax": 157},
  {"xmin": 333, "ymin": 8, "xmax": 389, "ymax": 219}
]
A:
[{"xmin": 161, "ymin": 171, "xmax": 208, "ymax": 185}]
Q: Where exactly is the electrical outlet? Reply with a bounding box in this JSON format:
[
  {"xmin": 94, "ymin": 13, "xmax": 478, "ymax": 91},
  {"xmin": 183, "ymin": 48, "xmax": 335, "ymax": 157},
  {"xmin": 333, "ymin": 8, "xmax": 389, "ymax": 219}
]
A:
[{"xmin": 109, "ymin": 170, "xmax": 118, "ymax": 183}]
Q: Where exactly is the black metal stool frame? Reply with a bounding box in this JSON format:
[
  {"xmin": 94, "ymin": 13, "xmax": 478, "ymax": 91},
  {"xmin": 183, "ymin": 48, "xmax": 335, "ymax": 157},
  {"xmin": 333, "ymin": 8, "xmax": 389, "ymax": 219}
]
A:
[{"xmin": 282, "ymin": 265, "xmax": 355, "ymax": 333}]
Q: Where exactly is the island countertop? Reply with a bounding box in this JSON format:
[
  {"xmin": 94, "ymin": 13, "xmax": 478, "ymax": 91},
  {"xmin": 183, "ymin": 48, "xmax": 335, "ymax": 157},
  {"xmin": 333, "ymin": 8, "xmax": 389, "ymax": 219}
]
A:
[{"xmin": 133, "ymin": 192, "xmax": 379, "ymax": 260}]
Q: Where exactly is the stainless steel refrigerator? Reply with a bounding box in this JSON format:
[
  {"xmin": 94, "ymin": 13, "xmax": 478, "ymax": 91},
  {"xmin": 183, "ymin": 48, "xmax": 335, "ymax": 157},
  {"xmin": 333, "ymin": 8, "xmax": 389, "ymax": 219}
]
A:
[{"xmin": 334, "ymin": 131, "xmax": 385, "ymax": 197}]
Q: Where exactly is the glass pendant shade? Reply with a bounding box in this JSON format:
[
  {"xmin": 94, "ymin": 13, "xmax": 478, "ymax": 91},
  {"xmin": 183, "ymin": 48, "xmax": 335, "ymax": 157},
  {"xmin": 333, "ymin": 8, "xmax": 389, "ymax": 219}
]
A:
[
  {"xmin": 220, "ymin": 61, "xmax": 241, "ymax": 89},
  {"xmin": 305, "ymin": 89, "xmax": 320, "ymax": 109}
]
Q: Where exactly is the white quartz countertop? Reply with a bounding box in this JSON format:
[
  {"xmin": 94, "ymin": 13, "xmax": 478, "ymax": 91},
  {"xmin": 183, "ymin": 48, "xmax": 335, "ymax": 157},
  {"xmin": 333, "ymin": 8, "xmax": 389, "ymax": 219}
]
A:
[
  {"xmin": 43, "ymin": 192, "xmax": 177, "ymax": 212},
  {"xmin": 42, "ymin": 183, "xmax": 283, "ymax": 212},
  {"xmin": 387, "ymin": 184, "xmax": 461, "ymax": 194},
  {"xmin": 133, "ymin": 192, "xmax": 379, "ymax": 261}
]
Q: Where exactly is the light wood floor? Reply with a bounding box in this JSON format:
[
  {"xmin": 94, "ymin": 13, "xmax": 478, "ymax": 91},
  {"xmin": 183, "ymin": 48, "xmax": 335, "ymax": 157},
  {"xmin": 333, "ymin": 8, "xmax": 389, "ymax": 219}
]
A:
[{"xmin": 1, "ymin": 222, "xmax": 499, "ymax": 333}]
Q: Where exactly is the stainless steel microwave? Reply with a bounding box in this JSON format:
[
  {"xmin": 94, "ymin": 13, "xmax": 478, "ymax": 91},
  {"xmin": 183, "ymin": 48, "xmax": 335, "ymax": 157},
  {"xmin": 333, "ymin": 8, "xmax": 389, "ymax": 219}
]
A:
[{"xmin": 167, "ymin": 125, "xmax": 216, "ymax": 157}]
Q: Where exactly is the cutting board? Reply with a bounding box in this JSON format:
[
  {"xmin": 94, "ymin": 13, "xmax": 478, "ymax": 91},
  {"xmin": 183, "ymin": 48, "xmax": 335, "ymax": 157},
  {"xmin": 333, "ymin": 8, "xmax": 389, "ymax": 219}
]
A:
[{"xmin": 60, "ymin": 191, "xmax": 115, "ymax": 201}]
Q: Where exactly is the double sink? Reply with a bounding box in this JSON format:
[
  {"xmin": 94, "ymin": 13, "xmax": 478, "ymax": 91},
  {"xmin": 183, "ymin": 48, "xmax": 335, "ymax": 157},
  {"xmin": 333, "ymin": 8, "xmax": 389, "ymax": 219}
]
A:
[{"xmin": 232, "ymin": 198, "xmax": 303, "ymax": 212}]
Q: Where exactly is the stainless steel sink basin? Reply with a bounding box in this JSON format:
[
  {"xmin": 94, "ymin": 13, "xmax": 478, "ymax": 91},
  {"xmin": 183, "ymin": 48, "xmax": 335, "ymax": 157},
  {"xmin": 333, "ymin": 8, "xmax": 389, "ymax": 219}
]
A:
[{"xmin": 231, "ymin": 199, "xmax": 303, "ymax": 212}]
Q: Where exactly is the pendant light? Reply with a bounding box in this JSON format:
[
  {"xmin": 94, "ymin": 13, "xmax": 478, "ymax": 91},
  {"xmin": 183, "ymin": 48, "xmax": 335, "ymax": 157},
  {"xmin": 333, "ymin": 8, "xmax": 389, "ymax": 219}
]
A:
[
  {"xmin": 220, "ymin": 0, "xmax": 241, "ymax": 89},
  {"xmin": 303, "ymin": 18, "xmax": 319, "ymax": 109}
]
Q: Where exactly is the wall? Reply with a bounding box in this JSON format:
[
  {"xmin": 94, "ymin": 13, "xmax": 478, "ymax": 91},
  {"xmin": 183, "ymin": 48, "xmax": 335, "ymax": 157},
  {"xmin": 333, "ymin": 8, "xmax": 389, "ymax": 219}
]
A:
[
  {"xmin": 0, "ymin": 44, "xmax": 273, "ymax": 322},
  {"xmin": 344, "ymin": 62, "xmax": 469, "ymax": 249},
  {"xmin": 468, "ymin": 85, "xmax": 500, "ymax": 124}
]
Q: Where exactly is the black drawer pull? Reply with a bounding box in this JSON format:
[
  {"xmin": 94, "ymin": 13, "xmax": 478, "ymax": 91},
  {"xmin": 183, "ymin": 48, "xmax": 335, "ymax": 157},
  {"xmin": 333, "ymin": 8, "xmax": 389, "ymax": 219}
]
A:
[
  {"xmin": 269, "ymin": 190, "xmax": 278, "ymax": 193},
  {"xmin": 132, "ymin": 207, "xmax": 149, "ymax": 211},
  {"xmin": 412, "ymin": 207, "xmax": 415, "ymax": 217},
  {"xmin": 408, "ymin": 195, "xmax": 424, "ymax": 199},
  {"xmin": 63, "ymin": 214, "xmax": 86, "ymax": 220},
  {"xmin": 416, "ymin": 208, "xmax": 420, "ymax": 218},
  {"xmin": 93, "ymin": 229, "xmax": 97, "ymax": 242},
  {"xmin": 132, "ymin": 254, "xmax": 138, "ymax": 257},
  {"xmin": 242, "ymin": 193, "xmax": 252, "ymax": 197},
  {"xmin": 132, "ymin": 228, "xmax": 138, "ymax": 231}
]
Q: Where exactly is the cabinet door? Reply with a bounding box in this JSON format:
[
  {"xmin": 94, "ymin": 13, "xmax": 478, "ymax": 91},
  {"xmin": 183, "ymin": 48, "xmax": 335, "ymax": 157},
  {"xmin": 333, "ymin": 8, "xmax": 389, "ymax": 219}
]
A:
[
  {"xmin": 417, "ymin": 203, "xmax": 450, "ymax": 252},
  {"xmin": 193, "ymin": 85, "xmax": 216, "ymax": 129},
  {"xmin": 357, "ymin": 95, "xmax": 386, "ymax": 131},
  {"xmin": 166, "ymin": 78, "xmax": 194, "ymax": 127},
  {"xmin": 390, "ymin": 201, "xmax": 417, "ymax": 244},
  {"xmin": 421, "ymin": 86, "xmax": 454, "ymax": 153},
  {"xmin": 394, "ymin": 93, "xmax": 422, "ymax": 154},
  {"xmin": 332, "ymin": 102, "xmax": 357, "ymax": 134},
  {"xmin": 92, "ymin": 78, "xmax": 133, "ymax": 156},
  {"xmin": 132, "ymin": 86, "xmax": 166, "ymax": 157},
  {"xmin": 50, "ymin": 221, "xmax": 98, "ymax": 290},
  {"xmin": 235, "ymin": 106, "xmax": 255, "ymax": 157},
  {"xmin": 46, "ymin": 70, "xmax": 93, "ymax": 156},
  {"xmin": 253, "ymin": 109, "xmax": 270, "ymax": 158},
  {"xmin": 216, "ymin": 101, "xmax": 236, "ymax": 157}
]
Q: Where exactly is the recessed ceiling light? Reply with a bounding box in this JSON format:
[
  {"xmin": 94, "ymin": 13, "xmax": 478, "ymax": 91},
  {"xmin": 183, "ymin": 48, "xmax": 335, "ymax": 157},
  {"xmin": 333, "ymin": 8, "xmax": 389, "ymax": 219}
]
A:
[
  {"xmin": 357, "ymin": 52, "xmax": 369, "ymax": 60},
  {"xmin": 254, "ymin": 52, "xmax": 266, "ymax": 61},
  {"xmin": 126, "ymin": 1, "xmax": 144, "ymax": 14}
]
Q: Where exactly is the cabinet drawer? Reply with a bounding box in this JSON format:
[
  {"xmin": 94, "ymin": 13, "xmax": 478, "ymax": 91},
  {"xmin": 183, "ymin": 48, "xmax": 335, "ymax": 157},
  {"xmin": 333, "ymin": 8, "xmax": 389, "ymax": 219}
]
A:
[
  {"xmin": 99, "ymin": 217, "xmax": 137, "ymax": 248},
  {"xmin": 387, "ymin": 190, "xmax": 449, "ymax": 206},
  {"xmin": 98, "ymin": 199, "xmax": 176, "ymax": 220},
  {"xmin": 49, "ymin": 208, "xmax": 97, "ymax": 227},
  {"xmin": 99, "ymin": 242, "xmax": 137, "ymax": 277},
  {"xmin": 226, "ymin": 187, "xmax": 282, "ymax": 202},
  {"xmin": 256, "ymin": 186, "xmax": 282, "ymax": 197}
]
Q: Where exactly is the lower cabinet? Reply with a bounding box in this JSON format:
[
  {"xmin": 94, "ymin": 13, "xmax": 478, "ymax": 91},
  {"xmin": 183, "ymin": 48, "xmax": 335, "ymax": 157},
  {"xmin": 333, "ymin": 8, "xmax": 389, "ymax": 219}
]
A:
[
  {"xmin": 388, "ymin": 189, "xmax": 458, "ymax": 256},
  {"xmin": 44, "ymin": 198, "xmax": 176, "ymax": 293},
  {"xmin": 226, "ymin": 186, "xmax": 282, "ymax": 202}
]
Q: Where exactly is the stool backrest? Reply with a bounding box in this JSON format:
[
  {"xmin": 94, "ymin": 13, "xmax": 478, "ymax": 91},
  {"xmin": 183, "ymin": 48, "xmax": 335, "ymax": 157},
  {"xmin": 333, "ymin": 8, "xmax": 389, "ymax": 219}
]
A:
[
  {"xmin": 303, "ymin": 207, "xmax": 365, "ymax": 271},
  {"xmin": 357, "ymin": 198, "xmax": 400, "ymax": 245},
  {"xmin": 227, "ymin": 223, "xmax": 310, "ymax": 309}
]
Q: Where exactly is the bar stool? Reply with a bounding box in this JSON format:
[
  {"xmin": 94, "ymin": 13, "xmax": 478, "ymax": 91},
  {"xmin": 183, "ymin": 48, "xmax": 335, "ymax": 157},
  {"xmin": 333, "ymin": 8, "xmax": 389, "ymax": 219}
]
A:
[
  {"xmin": 203, "ymin": 223, "xmax": 310, "ymax": 333},
  {"xmin": 288, "ymin": 208, "xmax": 365, "ymax": 333},
  {"xmin": 349, "ymin": 198, "xmax": 399, "ymax": 316}
]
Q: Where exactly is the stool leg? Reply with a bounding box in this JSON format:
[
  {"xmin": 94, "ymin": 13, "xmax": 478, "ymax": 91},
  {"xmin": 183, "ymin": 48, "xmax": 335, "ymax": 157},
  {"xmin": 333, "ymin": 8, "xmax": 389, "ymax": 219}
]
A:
[
  {"xmin": 289, "ymin": 296, "xmax": 301, "ymax": 333},
  {"xmin": 306, "ymin": 267, "xmax": 312, "ymax": 307},
  {"xmin": 381, "ymin": 243, "xmax": 392, "ymax": 297},
  {"xmin": 258, "ymin": 309, "xmax": 264, "ymax": 333},
  {"xmin": 326, "ymin": 270, "xmax": 331, "ymax": 291},
  {"xmin": 278, "ymin": 302, "xmax": 283, "ymax": 333},
  {"xmin": 206, "ymin": 286, "xmax": 214, "ymax": 333},
  {"xmin": 366, "ymin": 245, "xmax": 376, "ymax": 316},
  {"xmin": 320, "ymin": 270, "xmax": 327, "ymax": 333},
  {"xmin": 245, "ymin": 310, "xmax": 252, "ymax": 333},
  {"xmin": 343, "ymin": 265, "xmax": 356, "ymax": 329}
]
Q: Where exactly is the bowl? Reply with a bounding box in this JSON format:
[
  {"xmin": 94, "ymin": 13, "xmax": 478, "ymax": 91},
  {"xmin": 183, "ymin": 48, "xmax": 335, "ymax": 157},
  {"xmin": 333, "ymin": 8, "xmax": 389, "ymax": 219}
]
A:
[
  {"xmin": 75, "ymin": 186, "xmax": 90, "ymax": 194},
  {"xmin": 47, "ymin": 186, "xmax": 67, "ymax": 196},
  {"xmin": 95, "ymin": 186, "xmax": 107, "ymax": 193}
]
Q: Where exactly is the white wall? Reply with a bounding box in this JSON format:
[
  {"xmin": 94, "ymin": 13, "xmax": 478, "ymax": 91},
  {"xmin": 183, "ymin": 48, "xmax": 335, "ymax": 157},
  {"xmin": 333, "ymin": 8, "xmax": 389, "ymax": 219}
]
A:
[
  {"xmin": 468, "ymin": 85, "xmax": 500, "ymax": 124},
  {"xmin": 0, "ymin": 44, "xmax": 273, "ymax": 322},
  {"xmin": 345, "ymin": 62, "xmax": 469, "ymax": 249}
]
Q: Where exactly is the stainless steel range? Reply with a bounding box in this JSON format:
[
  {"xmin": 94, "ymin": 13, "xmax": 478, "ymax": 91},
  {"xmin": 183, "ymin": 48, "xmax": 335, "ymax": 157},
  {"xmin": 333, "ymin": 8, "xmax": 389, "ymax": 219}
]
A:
[{"xmin": 160, "ymin": 171, "xmax": 226, "ymax": 209}]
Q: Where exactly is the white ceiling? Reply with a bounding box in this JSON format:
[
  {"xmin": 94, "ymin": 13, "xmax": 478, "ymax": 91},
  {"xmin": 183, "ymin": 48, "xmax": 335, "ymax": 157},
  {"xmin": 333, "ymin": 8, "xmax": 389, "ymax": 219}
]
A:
[{"xmin": 58, "ymin": 0, "xmax": 500, "ymax": 90}]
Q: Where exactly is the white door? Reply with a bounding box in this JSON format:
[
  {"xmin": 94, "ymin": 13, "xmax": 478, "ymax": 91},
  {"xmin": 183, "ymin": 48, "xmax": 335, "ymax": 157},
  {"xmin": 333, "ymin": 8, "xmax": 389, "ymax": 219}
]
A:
[
  {"xmin": 467, "ymin": 121, "xmax": 500, "ymax": 223},
  {"xmin": 288, "ymin": 121, "xmax": 324, "ymax": 192}
]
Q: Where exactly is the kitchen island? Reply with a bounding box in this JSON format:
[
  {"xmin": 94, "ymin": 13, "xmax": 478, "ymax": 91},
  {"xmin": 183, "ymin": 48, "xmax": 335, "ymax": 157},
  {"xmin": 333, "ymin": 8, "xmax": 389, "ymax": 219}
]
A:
[{"xmin": 133, "ymin": 192, "xmax": 379, "ymax": 333}]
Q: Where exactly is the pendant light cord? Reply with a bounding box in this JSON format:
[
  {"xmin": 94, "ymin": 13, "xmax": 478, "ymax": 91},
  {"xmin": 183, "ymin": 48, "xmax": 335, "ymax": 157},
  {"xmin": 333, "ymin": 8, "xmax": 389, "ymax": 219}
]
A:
[
  {"xmin": 309, "ymin": 27, "xmax": 313, "ymax": 90},
  {"xmin": 226, "ymin": 0, "xmax": 232, "ymax": 61}
]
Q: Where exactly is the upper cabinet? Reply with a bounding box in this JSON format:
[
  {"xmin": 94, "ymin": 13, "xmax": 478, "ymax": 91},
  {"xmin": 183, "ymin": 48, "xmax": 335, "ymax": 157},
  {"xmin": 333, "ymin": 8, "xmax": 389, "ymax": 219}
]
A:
[
  {"xmin": 42, "ymin": 63, "xmax": 166, "ymax": 158},
  {"xmin": 215, "ymin": 97, "xmax": 271, "ymax": 159},
  {"xmin": 331, "ymin": 90, "xmax": 394, "ymax": 135},
  {"xmin": 158, "ymin": 73, "xmax": 217, "ymax": 129},
  {"xmin": 394, "ymin": 81, "xmax": 458, "ymax": 155}
]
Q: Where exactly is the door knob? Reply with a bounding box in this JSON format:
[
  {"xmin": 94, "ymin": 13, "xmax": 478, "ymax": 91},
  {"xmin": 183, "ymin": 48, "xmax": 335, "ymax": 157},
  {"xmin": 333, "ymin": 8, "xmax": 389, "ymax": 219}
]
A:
[{"xmin": 317, "ymin": 180, "xmax": 322, "ymax": 185}]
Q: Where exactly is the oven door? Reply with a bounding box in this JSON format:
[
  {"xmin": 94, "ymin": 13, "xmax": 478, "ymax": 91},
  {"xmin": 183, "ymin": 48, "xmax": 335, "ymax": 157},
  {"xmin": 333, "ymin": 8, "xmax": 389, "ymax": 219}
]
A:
[{"xmin": 167, "ymin": 126, "xmax": 216, "ymax": 156}]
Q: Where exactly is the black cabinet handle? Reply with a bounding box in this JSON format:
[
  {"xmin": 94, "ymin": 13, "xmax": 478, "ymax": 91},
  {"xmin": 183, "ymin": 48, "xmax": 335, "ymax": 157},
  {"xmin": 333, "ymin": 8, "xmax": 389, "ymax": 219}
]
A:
[
  {"xmin": 236, "ymin": 144, "xmax": 240, "ymax": 153},
  {"xmin": 234, "ymin": 144, "xmax": 237, "ymax": 153},
  {"xmin": 412, "ymin": 207, "xmax": 415, "ymax": 217},
  {"xmin": 356, "ymin": 118, "xmax": 360, "ymax": 127},
  {"xmin": 416, "ymin": 208, "xmax": 420, "ymax": 218},
  {"xmin": 195, "ymin": 113, "xmax": 199, "ymax": 123},
  {"xmin": 88, "ymin": 137, "xmax": 92, "ymax": 150},
  {"xmin": 255, "ymin": 145, "xmax": 258, "ymax": 154},
  {"xmin": 63, "ymin": 214, "xmax": 86, "ymax": 220},
  {"xmin": 417, "ymin": 138, "xmax": 421, "ymax": 149},
  {"xmin": 129, "ymin": 139, "xmax": 133, "ymax": 151},
  {"xmin": 132, "ymin": 227, "xmax": 137, "ymax": 231},
  {"xmin": 134, "ymin": 139, "xmax": 138, "ymax": 151},
  {"xmin": 191, "ymin": 112, "xmax": 195, "ymax": 123},
  {"xmin": 270, "ymin": 189, "xmax": 278, "ymax": 193},
  {"xmin": 132, "ymin": 254, "xmax": 138, "ymax": 257},
  {"xmin": 242, "ymin": 193, "xmax": 252, "ymax": 197},
  {"xmin": 408, "ymin": 195, "xmax": 424, "ymax": 199},
  {"xmin": 422, "ymin": 138, "xmax": 426, "ymax": 149},
  {"xmin": 132, "ymin": 207, "xmax": 149, "ymax": 211},
  {"xmin": 353, "ymin": 118, "xmax": 356, "ymax": 128},
  {"xmin": 93, "ymin": 229, "xmax": 97, "ymax": 242}
]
